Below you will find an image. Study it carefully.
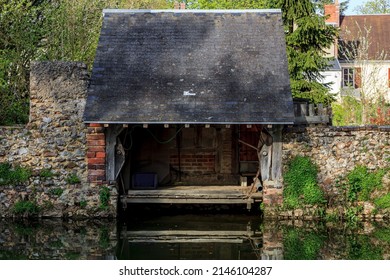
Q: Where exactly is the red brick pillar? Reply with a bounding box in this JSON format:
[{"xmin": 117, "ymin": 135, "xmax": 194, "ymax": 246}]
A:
[{"xmin": 87, "ymin": 124, "xmax": 106, "ymax": 184}]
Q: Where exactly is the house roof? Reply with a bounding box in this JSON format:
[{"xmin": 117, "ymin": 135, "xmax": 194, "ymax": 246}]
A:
[
  {"xmin": 326, "ymin": 59, "xmax": 341, "ymax": 71},
  {"xmin": 339, "ymin": 15, "xmax": 390, "ymax": 60},
  {"xmin": 83, "ymin": 9, "xmax": 294, "ymax": 124}
]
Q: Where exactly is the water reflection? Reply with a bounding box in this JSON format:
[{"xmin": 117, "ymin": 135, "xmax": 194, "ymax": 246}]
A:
[
  {"xmin": 0, "ymin": 219, "xmax": 117, "ymax": 260},
  {"xmin": 118, "ymin": 214, "xmax": 263, "ymax": 260},
  {"xmin": 1, "ymin": 213, "xmax": 390, "ymax": 260}
]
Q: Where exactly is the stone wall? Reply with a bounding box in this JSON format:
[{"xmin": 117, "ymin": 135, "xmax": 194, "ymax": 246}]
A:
[
  {"xmin": 0, "ymin": 62, "xmax": 117, "ymax": 218},
  {"xmin": 263, "ymin": 125, "xmax": 390, "ymax": 220},
  {"xmin": 283, "ymin": 125, "xmax": 389, "ymax": 193}
]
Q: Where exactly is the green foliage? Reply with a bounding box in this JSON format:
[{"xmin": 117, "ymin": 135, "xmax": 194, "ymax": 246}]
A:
[
  {"xmin": 191, "ymin": 0, "xmax": 268, "ymax": 9},
  {"xmin": 345, "ymin": 206, "xmax": 362, "ymax": 227},
  {"xmin": 269, "ymin": 0, "xmax": 337, "ymax": 104},
  {"xmin": 64, "ymin": 252, "xmax": 81, "ymax": 260},
  {"xmin": 49, "ymin": 188, "xmax": 64, "ymax": 197},
  {"xmin": 79, "ymin": 200, "xmax": 87, "ymax": 208},
  {"xmin": 347, "ymin": 235, "xmax": 383, "ymax": 260},
  {"xmin": 332, "ymin": 95, "xmax": 390, "ymax": 126},
  {"xmin": 346, "ymin": 166, "xmax": 385, "ymax": 202},
  {"xmin": 374, "ymin": 193, "xmax": 390, "ymax": 210},
  {"xmin": 66, "ymin": 173, "xmax": 81, "ymax": 184},
  {"xmin": 303, "ymin": 181, "xmax": 326, "ymax": 205},
  {"xmin": 331, "ymin": 96, "xmax": 363, "ymax": 126},
  {"xmin": 0, "ymin": 0, "xmax": 172, "ymax": 125},
  {"xmin": 283, "ymin": 228, "xmax": 326, "ymax": 260},
  {"xmin": 0, "ymin": 162, "xmax": 31, "ymax": 186},
  {"xmin": 374, "ymin": 227, "xmax": 390, "ymax": 244},
  {"xmin": 283, "ymin": 156, "xmax": 325, "ymax": 208},
  {"xmin": 39, "ymin": 168, "xmax": 56, "ymax": 178},
  {"xmin": 99, "ymin": 185, "xmax": 110, "ymax": 209},
  {"xmin": 12, "ymin": 200, "xmax": 40, "ymax": 216},
  {"xmin": 354, "ymin": 0, "xmax": 390, "ymax": 14},
  {"xmin": 99, "ymin": 227, "xmax": 110, "ymax": 249},
  {"xmin": 0, "ymin": 0, "xmax": 47, "ymax": 125}
]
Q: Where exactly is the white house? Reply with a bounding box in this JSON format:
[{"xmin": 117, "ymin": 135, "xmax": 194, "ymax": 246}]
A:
[{"xmin": 322, "ymin": 1, "xmax": 390, "ymax": 103}]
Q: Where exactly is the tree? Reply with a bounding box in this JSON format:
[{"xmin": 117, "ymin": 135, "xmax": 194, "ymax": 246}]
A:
[
  {"xmin": 187, "ymin": 0, "xmax": 268, "ymax": 9},
  {"xmin": 337, "ymin": 22, "xmax": 390, "ymax": 125},
  {"xmin": 0, "ymin": 0, "xmax": 173, "ymax": 125},
  {"xmin": 269, "ymin": 0, "xmax": 338, "ymax": 104},
  {"xmin": 354, "ymin": 0, "xmax": 390, "ymax": 14},
  {"xmin": 42, "ymin": 0, "xmax": 173, "ymax": 68},
  {"xmin": 0, "ymin": 0, "xmax": 47, "ymax": 125}
]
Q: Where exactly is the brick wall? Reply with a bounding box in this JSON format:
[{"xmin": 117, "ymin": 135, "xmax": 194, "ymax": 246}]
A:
[
  {"xmin": 86, "ymin": 123, "xmax": 106, "ymax": 184},
  {"xmin": 170, "ymin": 153, "xmax": 215, "ymax": 174}
]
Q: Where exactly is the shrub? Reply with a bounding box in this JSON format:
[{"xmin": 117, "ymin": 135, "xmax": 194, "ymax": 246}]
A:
[
  {"xmin": 12, "ymin": 201, "xmax": 40, "ymax": 216},
  {"xmin": 39, "ymin": 168, "xmax": 56, "ymax": 178},
  {"xmin": 347, "ymin": 166, "xmax": 385, "ymax": 202},
  {"xmin": 49, "ymin": 188, "xmax": 64, "ymax": 196},
  {"xmin": 374, "ymin": 193, "xmax": 390, "ymax": 210},
  {"xmin": 303, "ymin": 181, "xmax": 326, "ymax": 205},
  {"xmin": 66, "ymin": 173, "xmax": 81, "ymax": 184},
  {"xmin": 0, "ymin": 162, "xmax": 31, "ymax": 186},
  {"xmin": 283, "ymin": 156, "xmax": 325, "ymax": 208}
]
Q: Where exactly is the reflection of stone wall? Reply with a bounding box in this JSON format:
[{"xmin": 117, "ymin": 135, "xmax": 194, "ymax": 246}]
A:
[
  {"xmin": 0, "ymin": 62, "xmax": 117, "ymax": 218},
  {"xmin": 0, "ymin": 219, "xmax": 117, "ymax": 260}
]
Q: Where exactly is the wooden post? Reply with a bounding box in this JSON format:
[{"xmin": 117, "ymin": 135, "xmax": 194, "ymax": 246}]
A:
[
  {"xmin": 308, "ymin": 103, "xmax": 315, "ymax": 116},
  {"xmin": 270, "ymin": 125, "xmax": 283, "ymax": 186},
  {"xmin": 106, "ymin": 124, "xmax": 124, "ymax": 182},
  {"xmin": 300, "ymin": 103, "xmax": 308, "ymax": 116}
]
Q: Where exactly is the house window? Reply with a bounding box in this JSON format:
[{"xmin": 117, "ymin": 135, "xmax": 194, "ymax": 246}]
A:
[{"xmin": 342, "ymin": 67, "xmax": 361, "ymax": 88}]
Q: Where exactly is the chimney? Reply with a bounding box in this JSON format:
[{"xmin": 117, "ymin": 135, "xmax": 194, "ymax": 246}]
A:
[
  {"xmin": 324, "ymin": 0, "xmax": 340, "ymax": 27},
  {"xmin": 174, "ymin": 2, "xmax": 186, "ymax": 9},
  {"xmin": 324, "ymin": 1, "xmax": 340, "ymax": 58}
]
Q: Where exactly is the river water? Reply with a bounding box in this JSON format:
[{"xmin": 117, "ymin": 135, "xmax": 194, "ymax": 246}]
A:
[{"xmin": 1, "ymin": 206, "xmax": 390, "ymax": 260}]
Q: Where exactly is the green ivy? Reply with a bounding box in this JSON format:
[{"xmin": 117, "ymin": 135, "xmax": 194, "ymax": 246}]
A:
[
  {"xmin": 347, "ymin": 166, "xmax": 386, "ymax": 202},
  {"xmin": 283, "ymin": 228, "xmax": 326, "ymax": 260},
  {"xmin": 283, "ymin": 156, "xmax": 325, "ymax": 209},
  {"xmin": 374, "ymin": 193, "xmax": 390, "ymax": 210},
  {"xmin": 99, "ymin": 186, "xmax": 110, "ymax": 209}
]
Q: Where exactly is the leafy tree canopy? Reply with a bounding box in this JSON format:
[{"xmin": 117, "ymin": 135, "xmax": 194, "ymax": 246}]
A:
[
  {"xmin": 269, "ymin": 0, "xmax": 338, "ymax": 104},
  {"xmin": 354, "ymin": 0, "xmax": 390, "ymax": 14}
]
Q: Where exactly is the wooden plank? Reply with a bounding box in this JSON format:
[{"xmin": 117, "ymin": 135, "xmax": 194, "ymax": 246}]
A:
[
  {"xmin": 106, "ymin": 125, "xmax": 124, "ymax": 182},
  {"xmin": 295, "ymin": 115, "xmax": 329, "ymax": 124},
  {"xmin": 300, "ymin": 103, "xmax": 308, "ymax": 116},
  {"xmin": 260, "ymin": 143, "xmax": 271, "ymax": 182},
  {"xmin": 308, "ymin": 103, "xmax": 315, "ymax": 116},
  {"xmin": 125, "ymin": 230, "xmax": 252, "ymax": 236},
  {"xmin": 123, "ymin": 198, "xmax": 253, "ymax": 204},
  {"xmin": 270, "ymin": 125, "xmax": 283, "ymax": 181},
  {"xmin": 125, "ymin": 238, "xmax": 244, "ymax": 243}
]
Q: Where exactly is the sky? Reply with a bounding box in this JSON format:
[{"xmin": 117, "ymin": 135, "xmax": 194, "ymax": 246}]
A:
[{"xmin": 343, "ymin": 0, "xmax": 368, "ymax": 15}]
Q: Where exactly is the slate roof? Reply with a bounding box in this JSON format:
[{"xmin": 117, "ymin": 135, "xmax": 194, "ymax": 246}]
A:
[
  {"xmin": 339, "ymin": 15, "xmax": 390, "ymax": 60},
  {"xmin": 84, "ymin": 9, "xmax": 294, "ymax": 124}
]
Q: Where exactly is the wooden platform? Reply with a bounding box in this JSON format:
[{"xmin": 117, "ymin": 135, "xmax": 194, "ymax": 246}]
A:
[{"xmin": 120, "ymin": 185, "xmax": 262, "ymax": 210}]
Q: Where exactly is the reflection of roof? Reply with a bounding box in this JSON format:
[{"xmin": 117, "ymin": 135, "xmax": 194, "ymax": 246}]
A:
[
  {"xmin": 84, "ymin": 10, "xmax": 294, "ymax": 124},
  {"xmin": 339, "ymin": 15, "xmax": 390, "ymax": 60}
]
